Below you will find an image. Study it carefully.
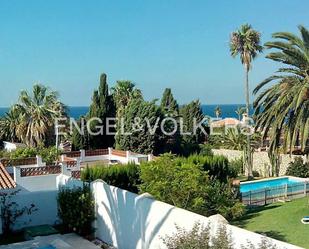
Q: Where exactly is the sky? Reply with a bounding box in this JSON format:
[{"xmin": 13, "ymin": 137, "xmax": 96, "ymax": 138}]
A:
[{"xmin": 0, "ymin": 0, "xmax": 308, "ymax": 107}]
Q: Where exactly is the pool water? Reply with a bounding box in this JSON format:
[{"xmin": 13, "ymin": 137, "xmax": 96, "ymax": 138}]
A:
[
  {"xmin": 38, "ymin": 246, "xmax": 56, "ymax": 249},
  {"xmin": 240, "ymin": 177, "xmax": 302, "ymax": 193}
]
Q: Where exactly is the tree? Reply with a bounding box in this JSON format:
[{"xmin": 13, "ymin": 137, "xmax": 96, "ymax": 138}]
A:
[
  {"xmin": 254, "ymin": 25, "xmax": 309, "ymax": 161},
  {"xmin": 235, "ymin": 106, "xmax": 246, "ymax": 121},
  {"xmin": 71, "ymin": 117, "xmax": 89, "ymax": 150},
  {"xmin": 214, "ymin": 106, "xmax": 222, "ymax": 119},
  {"xmin": 230, "ymin": 24, "xmax": 263, "ymax": 178},
  {"xmin": 115, "ymin": 98, "xmax": 163, "ymax": 154},
  {"xmin": 88, "ymin": 73, "xmax": 115, "ymax": 149},
  {"xmin": 0, "ymin": 107, "xmax": 21, "ymax": 142},
  {"xmin": 180, "ymin": 100, "xmax": 206, "ymax": 153},
  {"xmin": 139, "ymin": 154, "xmax": 243, "ymax": 219},
  {"xmin": 160, "ymin": 88, "xmax": 179, "ymax": 115},
  {"xmin": 1, "ymin": 85, "xmax": 67, "ymax": 147},
  {"xmin": 215, "ymin": 127, "xmax": 261, "ymax": 174},
  {"xmin": 159, "ymin": 88, "xmax": 181, "ymax": 153},
  {"xmin": 111, "ymin": 80, "xmax": 142, "ymax": 119}
]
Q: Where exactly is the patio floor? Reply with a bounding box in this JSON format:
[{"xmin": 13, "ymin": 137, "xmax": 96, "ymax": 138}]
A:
[{"xmin": 0, "ymin": 233, "xmax": 100, "ymax": 249}]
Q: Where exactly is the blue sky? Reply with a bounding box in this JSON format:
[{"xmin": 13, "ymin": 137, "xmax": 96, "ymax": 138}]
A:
[{"xmin": 0, "ymin": 0, "xmax": 308, "ymax": 107}]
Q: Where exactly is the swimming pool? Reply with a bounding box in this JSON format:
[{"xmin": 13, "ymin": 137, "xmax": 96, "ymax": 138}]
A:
[
  {"xmin": 240, "ymin": 177, "xmax": 304, "ymax": 193},
  {"xmin": 38, "ymin": 246, "xmax": 56, "ymax": 249}
]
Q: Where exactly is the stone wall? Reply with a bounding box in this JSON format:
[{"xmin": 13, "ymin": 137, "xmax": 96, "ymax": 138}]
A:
[{"xmin": 213, "ymin": 149, "xmax": 307, "ymax": 176}]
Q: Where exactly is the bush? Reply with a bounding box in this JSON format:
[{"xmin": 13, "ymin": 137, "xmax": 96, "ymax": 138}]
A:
[
  {"xmin": 286, "ymin": 157, "xmax": 309, "ymax": 178},
  {"xmin": 139, "ymin": 154, "xmax": 243, "ymax": 220},
  {"xmin": 162, "ymin": 222, "xmax": 277, "ymax": 249},
  {"xmin": 9, "ymin": 146, "xmax": 60, "ymax": 164},
  {"xmin": 252, "ymin": 170, "xmax": 260, "ymax": 178},
  {"xmin": 57, "ymin": 185, "xmax": 95, "ymax": 236},
  {"xmin": 81, "ymin": 163, "xmax": 140, "ymax": 193},
  {"xmin": 229, "ymin": 157, "xmax": 244, "ymax": 175},
  {"xmin": 187, "ymin": 154, "xmax": 238, "ymax": 182},
  {"xmin": 199, "ymin": 144, "xmax": 214, "ymax": 156}
]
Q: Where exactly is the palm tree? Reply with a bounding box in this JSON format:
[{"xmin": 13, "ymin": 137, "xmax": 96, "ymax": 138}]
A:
[
  {"xmin": 111, "ymin": 80, "xmax": 142, "ymax": 118},
  {"xmin": 13, "ymin": 84, "xmax": 66, "ymax": 147},
  {"xmin": 235, "ymin": 106, "xmax": 246, "ymax": 120},
  {"xmin": 230, "ymin": 24, "xmax": 263, "ymax": 178},
  {"xmin": 254, "ymin": 25, "xmax": 309, "ymax": 172},
  {"xmin": 214, "ymin": 106, "xmax": 222, "ymax": 119},
  {"xmin": 0, "ymin": 107, "xmax": 21, "ymax": 142}
]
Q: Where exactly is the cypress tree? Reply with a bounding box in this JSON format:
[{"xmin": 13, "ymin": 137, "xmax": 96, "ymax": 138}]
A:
[
  {"xmin": 116, "ymin": 98, "xmax": 163, "ymax": 154},
  {"xmin": 180, "ymin": 100, "xmax": 206, "ymax": 155},
  {"xmin": 160, "ymin": 88, "xmax": 179, "ymax": 115},
  {"xmin": 88, "ymin": 73, "xmax": 115, "ymax": 149}
]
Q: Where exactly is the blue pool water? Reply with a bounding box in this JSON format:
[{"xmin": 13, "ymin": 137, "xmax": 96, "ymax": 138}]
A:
[
  {"xmin": 38, "ymin": 246, "xmax": 56, "ymax": 249},
  {"xmin": 240, "ymin": 177, "xmax": 302, "ymax": 193}
]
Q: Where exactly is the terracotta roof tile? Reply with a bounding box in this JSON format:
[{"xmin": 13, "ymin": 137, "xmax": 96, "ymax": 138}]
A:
[{"xmin": 0, "ymin": 162, "xmax": 16, "ymax": 189}]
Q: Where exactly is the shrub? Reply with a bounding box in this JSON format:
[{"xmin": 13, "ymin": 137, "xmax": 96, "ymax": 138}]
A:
[
  {"xmin": 163, "ymin": 222, "xmax": 277, "ymax": 249},
  {"xmin": 0, "ymin": 189, "xmax": 38, "ymax": 235},
  {"xmin": 286, "ymin": 157, "xmax": 309, "ymax": 178},
  {"xmin": 199, "ymin": 144, "xmax": 214, "ymax": 156},
  {"xmin": 229, "ymin": 157, "xmax": 244, "ymax": 175},
  {"xmin": 252, "ymin": 170, "xmax": 260, "ymax": 178},
  {"xmin": 187, "ymin": 154, "xmax": 238, "ymax": 182},
  {"xmin": 81, "ymin": 163, "xmax": 140, "ymax": 193},
  {"xmin": 9, "ymin": 146, "xmax": 60, "ymax": 164},
  {"xmin": 57, "ymin": 185, "xmax": 95, "ymax": 236},
  {"xmin": 139, "ymin": 154, "xmax": 243, "ymax": 220}
]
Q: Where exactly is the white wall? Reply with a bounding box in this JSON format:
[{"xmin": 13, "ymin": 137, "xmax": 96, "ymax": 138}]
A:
[
  {"xmin": 14, "ymin": 171, "xmax": 59, "ymax": 192},
  {"xmin": 6, "ymin": 190, "xmax": 59, "ymax": 231},
  {"xmin": 92, "ymin": 180, "xmax": 303, "ymax": 249}
]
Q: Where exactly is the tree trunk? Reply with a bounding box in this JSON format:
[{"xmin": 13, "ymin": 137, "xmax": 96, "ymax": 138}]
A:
[{"xmin": 244, "ymin": 66, "xmax": 253, "ymax": 179}]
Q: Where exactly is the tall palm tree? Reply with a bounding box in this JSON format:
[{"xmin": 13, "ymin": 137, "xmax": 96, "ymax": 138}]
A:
[
  {"xmin": 254, "ymin": 25, "xmax": 309, "ymax": 169},
  {"xmin": 230, "ymin": 24, "xmax": 263, "ymax": 178},
  {"xmin": 13, "ymin": 84, "xmax": 66, "ymax": 147},
  {"xmin": 214, "ymin": 106, "xmax": 222, "ymax": 119},
  {"xmin": 111, "ymin": 80, "xmax": 142, "ymax": 118},
  {"xmin": 235, "ymin": 106, "xmax": 246, "ymax": 120}
]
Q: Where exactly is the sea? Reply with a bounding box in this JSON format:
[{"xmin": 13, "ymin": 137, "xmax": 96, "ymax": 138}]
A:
[{"xmin": 0, "ymin": 105, "xmax": 253, "ymax": 119}]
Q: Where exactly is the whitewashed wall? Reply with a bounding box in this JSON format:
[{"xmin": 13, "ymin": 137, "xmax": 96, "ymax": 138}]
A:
[
  {"xmin": 92, "ymin": 180, "xmax": 302, "ymax": 249},
  {"xmin": 4, "ymin": 190, "xmax": 59, "ymax": 231},
  {"xmin": 14, "ymin": 169, "xmax": 60, "ymax": 192}
]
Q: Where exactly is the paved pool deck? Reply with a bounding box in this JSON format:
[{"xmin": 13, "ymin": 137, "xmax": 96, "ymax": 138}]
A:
[{"xmin": 0, "ymin": 233, "xmax": 100, "ymax": 249}]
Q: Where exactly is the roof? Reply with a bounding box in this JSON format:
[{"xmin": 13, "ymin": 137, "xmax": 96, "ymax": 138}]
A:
[
  {"xmin": 0, "ymin": 162, "xmax": 16, "ymax": 189},
  {"xmin": 211, "ymin": 118, "xmax": 240, "ymax": 127}
]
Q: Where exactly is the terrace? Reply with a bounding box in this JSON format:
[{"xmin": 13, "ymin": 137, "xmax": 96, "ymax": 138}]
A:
[{"xmin": 0, "ymin": 148, "xmax": 151, "ymax": 192}]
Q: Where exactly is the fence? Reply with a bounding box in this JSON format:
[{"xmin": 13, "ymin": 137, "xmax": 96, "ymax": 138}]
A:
[
  {"xmin": 242, "ymin": 181, "xmax": 309, "ymax": 206},
  {"xmin": 0, "ymin": 157, "xmax": 37, "ymax": 167},
  {"xmin": 20, "ymin": 165, "xmax": 62, "ymax": 177},
  {"xmin": 85, "ymin": 149, "xmax": 108, "ymax": 156}
]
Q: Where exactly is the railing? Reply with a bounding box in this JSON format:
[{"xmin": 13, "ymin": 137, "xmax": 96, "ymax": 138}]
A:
[
  {"xmin": 63, "ymin": 151, "xmax": 81, "ymax": 158},
  {"xmin": 66, "ymin": 160, "xmax": 77, "ymax": 168},
  {"xmin": 71, "ymin": 170, "xmax": 81, "ymax": 179},
  {"xmin": 111, "ymin": 149, "xmax": 127, "ymax": 157},
  {"xmin": 85, "ymin": 149, "xmax": 108, "ymax": 156},
  {"xmin": 242, "ymin": 181, "xmax": 309, "ymax": 206},
  {"xmin": 0, "ymin": 157, "xmax": 37, "ymax": 167},
  {"xmin": 20, "ymin": 165, "xmax": 61, "ymax": 177}
]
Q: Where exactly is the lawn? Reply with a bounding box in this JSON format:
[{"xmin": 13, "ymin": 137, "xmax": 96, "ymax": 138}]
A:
[{"xmin": 232, "ymin": 197, "xmax": 309, "ymax": 248}]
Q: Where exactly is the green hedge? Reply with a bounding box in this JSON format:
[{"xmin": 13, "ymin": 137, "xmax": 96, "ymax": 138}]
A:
[
  {"xmin": 81, "ymin": 163, "xmax": 140, "ymax": 193},
  {"xmin": 186, "ymin": 154, "xmax": 238, "ymax": 182}
]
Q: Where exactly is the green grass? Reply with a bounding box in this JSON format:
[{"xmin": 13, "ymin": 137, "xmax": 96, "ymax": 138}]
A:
[{"xmin": 232, "ymin": 197, "xmax": 309, "ymax": 248}]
